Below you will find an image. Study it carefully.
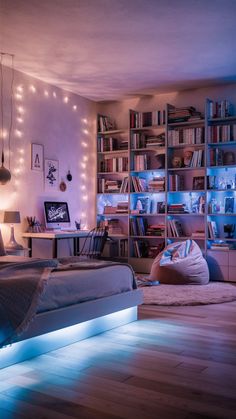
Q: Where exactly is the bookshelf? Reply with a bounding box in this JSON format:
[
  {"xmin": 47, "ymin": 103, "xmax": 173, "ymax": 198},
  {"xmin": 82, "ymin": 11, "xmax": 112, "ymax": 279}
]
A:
[
  {"xmin": 205, "ymin": 99, "xmax": 236, "ymax": 281},
  {"xmin": 96, "ymin": 102, "xmax": 236, "ymax": 279},
  {"xmin": 97, "ymin": 114, "xmax": 129, "ymax": 260}
]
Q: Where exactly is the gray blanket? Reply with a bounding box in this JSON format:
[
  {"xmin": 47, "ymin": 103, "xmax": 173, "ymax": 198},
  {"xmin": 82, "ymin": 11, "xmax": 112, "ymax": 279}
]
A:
[
  {"xmin": 0, "ymin": 258, "xmax": 136, "ymax": 348},
  {"xmin": 0, "ymin": 259, "xmax": 58, "ymax": 348}
]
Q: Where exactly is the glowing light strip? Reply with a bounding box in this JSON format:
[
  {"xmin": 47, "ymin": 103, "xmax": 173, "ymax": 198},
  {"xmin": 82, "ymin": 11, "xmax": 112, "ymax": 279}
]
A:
[{"xmin": 0, "ymin": 307, "xmax": 137, "ymax": 370}]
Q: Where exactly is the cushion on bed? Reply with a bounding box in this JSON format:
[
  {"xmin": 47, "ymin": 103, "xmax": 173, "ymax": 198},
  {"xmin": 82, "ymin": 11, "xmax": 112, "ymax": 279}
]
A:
[
  {"xmin": 149, "ymin": 240, "xmax": 209, "ymax": 285},
  {"xmin": 0, "ymin": 229, "xmax": 6, "ymax": 256}
]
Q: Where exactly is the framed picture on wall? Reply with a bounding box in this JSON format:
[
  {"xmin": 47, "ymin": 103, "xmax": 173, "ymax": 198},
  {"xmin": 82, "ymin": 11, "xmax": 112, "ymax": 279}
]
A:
[
  {"xmin": 44, "ymin": 159, "xmax": 59, "ymax": 189},
  {"xmin": 31, "ymin": 143, "xmax": 44, "ymax": 171}
]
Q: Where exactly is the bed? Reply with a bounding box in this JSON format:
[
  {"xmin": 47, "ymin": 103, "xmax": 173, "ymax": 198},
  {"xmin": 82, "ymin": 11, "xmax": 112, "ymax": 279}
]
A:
[{"xmin": 0, "ymin": 256, "xmax": 143, "ymax": 369}]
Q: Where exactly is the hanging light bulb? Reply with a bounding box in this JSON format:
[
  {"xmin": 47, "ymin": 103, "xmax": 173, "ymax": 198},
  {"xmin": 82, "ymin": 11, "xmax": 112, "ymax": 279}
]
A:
[
  {"xmin": 0, "ymin": 150, "xmax": 11, "ymax": 184},
  {"xmin": 0, "ymin": 52, "xmax": 14, "ymax": 185}
]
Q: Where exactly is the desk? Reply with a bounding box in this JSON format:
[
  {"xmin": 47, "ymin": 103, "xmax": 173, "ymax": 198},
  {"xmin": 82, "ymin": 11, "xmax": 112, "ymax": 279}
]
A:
[{"xmin": 22, "ymin": 230, "xmax": 89, "ymax": 258}]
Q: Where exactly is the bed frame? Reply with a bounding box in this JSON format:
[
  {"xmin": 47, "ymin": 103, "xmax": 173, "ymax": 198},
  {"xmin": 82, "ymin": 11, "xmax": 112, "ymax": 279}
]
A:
[{"xmin": 0, "ymin": 289, "xmax": 143, "ymax": 370}]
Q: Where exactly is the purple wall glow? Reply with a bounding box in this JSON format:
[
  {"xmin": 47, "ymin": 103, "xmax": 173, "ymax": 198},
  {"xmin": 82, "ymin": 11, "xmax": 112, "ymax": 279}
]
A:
[{"xmin": 0, "ymin": 65, "xmax": 97, "ymax": 255}]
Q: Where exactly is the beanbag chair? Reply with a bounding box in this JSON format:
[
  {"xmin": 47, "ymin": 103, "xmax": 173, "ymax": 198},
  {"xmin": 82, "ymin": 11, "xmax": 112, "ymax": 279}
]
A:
[{"xmin": 149, "ymin": 240, "xmax": 209, "ymax": 285}]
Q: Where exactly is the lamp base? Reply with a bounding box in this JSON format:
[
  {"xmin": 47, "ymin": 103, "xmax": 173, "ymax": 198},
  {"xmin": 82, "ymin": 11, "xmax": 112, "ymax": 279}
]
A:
[
  {"xmin": 6, "ymin": 226, "xmax": 23, "ymax": 250},
  {"xmin": 5, "ymin": 241, "xmax": 23, "ymax": 250}
]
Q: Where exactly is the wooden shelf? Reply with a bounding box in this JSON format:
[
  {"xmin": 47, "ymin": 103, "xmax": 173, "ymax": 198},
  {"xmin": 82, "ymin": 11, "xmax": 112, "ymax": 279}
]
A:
[
  {"xmin": 168, "ymin": 119, "xmax": 204, "ymax": 127},
  {"xmin": 98, "ymin": 129, "xmax": 125, "ymax": 135},
  {"xmin": 98, "ymin": 150, "xmax": 128, "ymax": 155}
]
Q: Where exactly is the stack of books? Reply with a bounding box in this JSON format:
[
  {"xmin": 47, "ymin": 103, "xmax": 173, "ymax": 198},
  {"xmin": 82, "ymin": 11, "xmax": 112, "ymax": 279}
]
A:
[
  {"xmin": 168, "ymin": 204, "xmax": 188, "ymax": 214},
  {"xmin": 116, "ymin": 201, "xmax": 129, "ymax": 213},
  {"xmin": 145, "ymin": 132, "xmax": 165, "ymax": 148},
  {"xmin": 168, "ymin": 107, "xmax": 203, "ymax": 123},
  {"xmin": 146, "ymin": 223, "xmax": 165, "ymax": 237},
  {"xmin": 191, "ymin": 230, "xmax": 205, "ymax": 238},
  {"xmin": 148, "ymin": 176, "xmax": 165, "ymax": 192}
]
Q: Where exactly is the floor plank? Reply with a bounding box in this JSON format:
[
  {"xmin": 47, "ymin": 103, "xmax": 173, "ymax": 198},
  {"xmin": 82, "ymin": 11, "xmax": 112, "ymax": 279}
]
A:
[{"xmin": 1, "ymin": 301, "xmax": 236, "ymax": 418}]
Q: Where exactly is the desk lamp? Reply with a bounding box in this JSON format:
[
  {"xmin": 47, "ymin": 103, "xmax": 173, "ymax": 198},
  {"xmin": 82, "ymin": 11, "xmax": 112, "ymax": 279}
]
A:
[{"xmin": 3, "ymin": 211, "xmax": 23, "ymax": 249}]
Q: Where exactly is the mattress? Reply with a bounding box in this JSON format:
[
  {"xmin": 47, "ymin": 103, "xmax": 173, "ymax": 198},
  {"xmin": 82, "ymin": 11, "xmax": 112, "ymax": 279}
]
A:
[{"xmin": 37, "ymin": 263, "xmax": 136, "ymax": 313}]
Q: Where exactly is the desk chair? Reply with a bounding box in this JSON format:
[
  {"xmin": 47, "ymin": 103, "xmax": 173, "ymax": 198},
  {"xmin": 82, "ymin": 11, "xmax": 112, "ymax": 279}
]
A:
[{"xmin": 77, "ymin": 227, "xmax": 108, "ymax": 259}]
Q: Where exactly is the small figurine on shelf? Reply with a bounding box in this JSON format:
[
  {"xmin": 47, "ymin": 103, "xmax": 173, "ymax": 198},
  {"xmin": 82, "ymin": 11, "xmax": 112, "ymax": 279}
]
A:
[
  {"xmin": 26, "ymin": 216, "xmax": 42, "ymax": 233},
  {"xmin": 183, "ymin": 149, "xmax": 193, "ymax": 167},
  {"xmin": 171, "ymin": 156, "xmax": 182, "ymax": 168}
]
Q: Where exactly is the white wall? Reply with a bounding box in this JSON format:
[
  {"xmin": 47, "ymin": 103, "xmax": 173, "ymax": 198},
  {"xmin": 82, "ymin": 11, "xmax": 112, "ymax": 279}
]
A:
[{"xmin": 0, "ymin": 66, "xmax": 97, "ymax": 256}]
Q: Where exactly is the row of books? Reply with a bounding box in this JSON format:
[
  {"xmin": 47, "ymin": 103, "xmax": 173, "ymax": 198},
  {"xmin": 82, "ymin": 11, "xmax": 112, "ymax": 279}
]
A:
[
  {"xmin": 98, "ymin": 115, "xmax": 116, "ymax": 132},
  {"xmin": 130, "ymin": 217, "xmax": 147, "ymax": 236},
  {"xmin": 168, "ymin": 106, "xmax": 203, "ymax": 123},
  {"xmin": 207, "ymin": 220, "xmax": 218, "ymax": 239},
  {"xmin": 131, "ymin": 132, "xmax": 165, "ymax": 149},
  {"xmin": 168, "ymin": 174, "xmax": 184, "ymax": 191},
  {"xmin": 168, "ymin": 127, "xmax": 204, "ymax": 146},
  {"xmin": 100, "ymin": 157, "xmax": 128, "ymax": 172},
  {"xmin": 132, "ymin": 239, "xmax": 165, "ymax": 258},
  {"xmin": 130, "ymin": 110, "xmax": 166, "ymax": 128},
  {"xmin": 98, "ymin": 137, "xmax": 118, "ymax": 152},
  {"xmin": 133, "ymin": 154, "xmax": 149, "ymax": 171},
  {"xmin": 207, "ymin": 125, "xmax": 236, "ymax": 143},
  {"xmin": 98, "ymin": 177, "xmax": 128, "ymax": 193},
  {"xmin": 98, "ymin": 137, "xmax": 128, "ymax": 152},
  {"xmin": 208, "ymin": 100, "xmax": 233, "ymax": 119},
  {"xmin": 167, "ymin": 219, "xmax": 184, "ymax": 237},
  {"xmin": 187, "ymin": 149, "xmax": 204, "ymax": 167},
  {"xmin": 208, "ymin": 149, "xmax": 236, "ymax": 166}
]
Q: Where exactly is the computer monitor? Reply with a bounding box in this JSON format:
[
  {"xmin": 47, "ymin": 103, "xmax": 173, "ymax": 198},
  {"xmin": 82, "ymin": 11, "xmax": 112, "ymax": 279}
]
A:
[{"xmin": 44, "ymin": 201, "xmax": 71, "ymax": 230}]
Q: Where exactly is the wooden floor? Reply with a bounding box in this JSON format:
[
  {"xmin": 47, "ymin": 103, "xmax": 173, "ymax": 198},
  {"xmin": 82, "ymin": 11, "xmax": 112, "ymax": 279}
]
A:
[{"xmin": 1, "ymin": 301, "xmax": 236, "ymax": 418}]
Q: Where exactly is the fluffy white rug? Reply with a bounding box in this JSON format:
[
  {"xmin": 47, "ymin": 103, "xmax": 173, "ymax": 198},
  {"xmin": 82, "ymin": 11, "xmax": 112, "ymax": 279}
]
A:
[{"xmin": 141, "ymin": 282, "xmax": 236, "ymax": 306}]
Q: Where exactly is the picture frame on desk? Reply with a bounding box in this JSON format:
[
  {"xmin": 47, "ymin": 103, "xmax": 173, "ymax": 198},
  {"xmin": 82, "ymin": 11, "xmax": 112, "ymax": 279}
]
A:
[
  {"xmin": 31, "ymin": 143, "xmax": 44, "ymax": 171},
  {"xmin": 45, "ymin": 159, "xmax": 59, "ymax": 190}
]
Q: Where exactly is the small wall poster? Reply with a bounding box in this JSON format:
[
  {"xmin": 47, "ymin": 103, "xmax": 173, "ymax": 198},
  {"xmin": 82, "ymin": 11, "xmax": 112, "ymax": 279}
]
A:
[
  {"xmin": 45, "ymin": 159, "xmax": 59, "ymax": 189},
  {"xmin": 31, "ymin": 143, "xmax": 44, "ymax": 171}
]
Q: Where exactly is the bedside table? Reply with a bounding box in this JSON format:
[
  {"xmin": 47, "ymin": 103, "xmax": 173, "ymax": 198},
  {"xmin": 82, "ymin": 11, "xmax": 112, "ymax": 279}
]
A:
[{"xmin": 5, "ymin": 247, "xmax": 30, "ymax": 257}]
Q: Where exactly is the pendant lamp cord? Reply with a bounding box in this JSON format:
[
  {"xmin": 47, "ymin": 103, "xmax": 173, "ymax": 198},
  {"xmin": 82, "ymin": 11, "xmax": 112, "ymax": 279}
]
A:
[
  {"xmin": 8, "ymin": 54, "xmax": 14, "ymax": 170},
  {"xmin": 0, "ymin": 52, "xmax": 14, "ymax": 169}
]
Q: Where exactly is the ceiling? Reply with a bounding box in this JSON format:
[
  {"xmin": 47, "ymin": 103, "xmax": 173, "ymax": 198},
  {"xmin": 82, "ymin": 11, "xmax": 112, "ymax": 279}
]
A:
[{"xmin": 1, "ymin": 0, "xmax": 236, "ymax": 102}]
